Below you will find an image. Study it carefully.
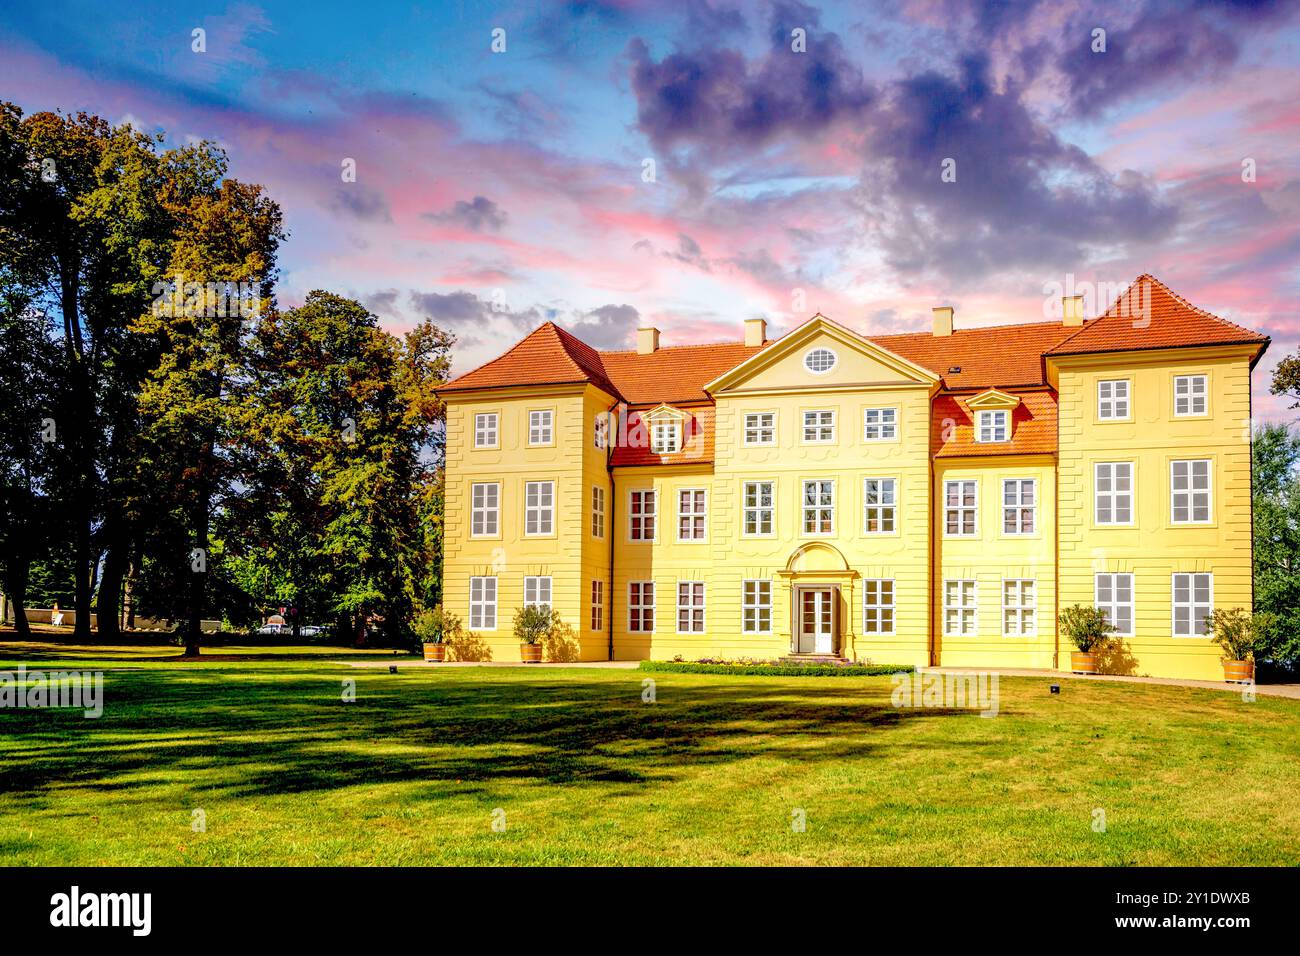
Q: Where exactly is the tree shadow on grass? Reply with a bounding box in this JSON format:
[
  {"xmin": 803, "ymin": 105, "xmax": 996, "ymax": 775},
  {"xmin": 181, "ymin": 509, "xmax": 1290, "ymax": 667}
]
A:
[{"xmin": 0, "ymin": 667, "xmax": 995, "ymax": 802}]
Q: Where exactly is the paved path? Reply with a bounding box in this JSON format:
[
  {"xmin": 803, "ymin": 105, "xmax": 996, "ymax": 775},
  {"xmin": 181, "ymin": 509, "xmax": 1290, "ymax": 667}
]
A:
[
  {"xmin": 927, "ymin": 666, "xmax": 1300, "ymax": 699},
  {"xmin": 340, "ymin": 658, "xmax": 1299, "ymax": 697}
]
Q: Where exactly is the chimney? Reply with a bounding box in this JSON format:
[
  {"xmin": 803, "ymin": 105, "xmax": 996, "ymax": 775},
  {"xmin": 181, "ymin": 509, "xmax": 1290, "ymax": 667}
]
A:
[
  {"xmin": 1062, "ymin": 294, "xmax": 1085, "ymax": 327},
  {"xmin": 932, "ymin": 306, "xmax": 954, "ymax": 337},
  {"xmin": 637, "ymin": 327, "xmax": 660, "ymax": 354},
  {"xmin": 744, "ymin": 317, "xmax": 767, "ymax": 347}
]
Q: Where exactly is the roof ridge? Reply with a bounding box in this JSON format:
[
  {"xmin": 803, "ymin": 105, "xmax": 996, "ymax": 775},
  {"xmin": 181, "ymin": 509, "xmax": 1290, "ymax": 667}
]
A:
[
  {"xmin": 443, "ymin": 321, "xmax": 561, "ymax": 387},
  {"xmin": 869, "ymin": 317, "xmax": 1072, "ymax": 338},
  {"xmin": 1136, "ymin": 273, "xmax": 1263, "ymax": 338},
  {"xmin": 599, "ymin": 339, "xmax": 758, "ymax": 355}
]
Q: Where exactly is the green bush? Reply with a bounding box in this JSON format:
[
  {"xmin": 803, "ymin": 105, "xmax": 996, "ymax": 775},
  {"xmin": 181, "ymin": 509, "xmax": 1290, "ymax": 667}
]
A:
[
  {"xmin": 413, "ymin": 606, "xmax": 458, "ymax": 645},
  {"xmin": 1058, "ymin": 604, "xmax": 1114, "ymax": 652},
  {"xmin": 1206, "ymin": 607, "xmax": 1273, "ymax": 662},
  {"xmin": 513, "ymin": 605, "xmax": 558, "ymax": 645},
  {"xmin": 639, "ymin": 660, "xmax": 914, "ymax": 677}
]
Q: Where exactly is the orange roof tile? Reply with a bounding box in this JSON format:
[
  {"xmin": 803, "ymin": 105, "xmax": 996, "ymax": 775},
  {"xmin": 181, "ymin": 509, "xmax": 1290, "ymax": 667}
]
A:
[
  {"xmin": 932, "ymin": 390, "xmax": 1058, "ymax": 458},
  {"xmin": 439, "ymin": 321, "xmax": 621, "ymax": 397},
  {"xmin": 868, "ymin": 322, "xmax": 1076, "ymax": 389},
  {"xmin": 600, "ymin": 342, "xmax": 765, "ymax": 404},
  {"xmin": 1046, "ymin": 274, "xmax": 1269, "ymax": 357},
  {"xmin": 611, "ymin": 405, "xmax": 716, "ymax": 467}
]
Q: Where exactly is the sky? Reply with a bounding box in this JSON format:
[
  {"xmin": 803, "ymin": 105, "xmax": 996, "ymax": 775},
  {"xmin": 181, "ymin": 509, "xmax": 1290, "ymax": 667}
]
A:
[{"xmin": 2, "ymin": 0, "xmax": 1298, "ymax": 418}]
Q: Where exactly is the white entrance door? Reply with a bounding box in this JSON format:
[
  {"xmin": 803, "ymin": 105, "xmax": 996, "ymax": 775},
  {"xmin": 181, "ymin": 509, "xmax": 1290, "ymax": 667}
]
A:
[{"xmin": 798, "ymin": 589, "xmax": 834, "ymax": 654}]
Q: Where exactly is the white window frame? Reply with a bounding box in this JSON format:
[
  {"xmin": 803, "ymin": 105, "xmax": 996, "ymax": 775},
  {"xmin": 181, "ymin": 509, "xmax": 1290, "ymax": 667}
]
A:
[
  {"xmin": 801, "ymin": 479, "xmax": 835, "ymax": 535},
  {"xmin": 651, "ymin": 420, "xmax": 681, "ymax": 454},
  {"xmin": 743, "ymin": 411, "xmax": 776, "ymax": 446},
  {"xmin": 1094, "ymin": 462, "xmax": 1134, "ymax": 526},
  {"xmin": 523, "ymin": 575, "xmax": 552, "ymax": 611},
  {"xmin": 591, "ymin": 486, "xmax": 605, "ymax": 538},
  {"xmin": 943, "ymin": 480, "xmax": 978, "ymax": 537},
  {"xmin": 628, "ymin": 581, "xmax": 655, "ymax": 633},
  {"xmin": 863, "ymin": 477, "xmax": 897, "ymax": 534},
  {"xmin": 1170, "ymin": 459, "xmax": 1212, "ymax": 524},
  {"xmin": 677, "ymin": 488, "xmax": 707, "ymax": 542},
  {"xmin": 863, "ymin": 407, "xmax": 898, "ymax": 441},
  {"xmin": 943, "ymin": 579, "xmax": 977, "ymax": 636},
  {"xmin": 1001, "ymin": 579, "xmax": 1036, "ymax": 637},
  {"xmin": 474, "ymin": 412, "xmax": 498, "ymax": 449},
  {"xmin": 862, "ymin": 579, "xmax": 895, "ymax": 635},
  {"xmin": 1173, "ymin": 374, "xmax": 1208, "ymax": 417},
  {"xmin": 594, "ymin": 414, "xmax": 609, "ymax": 449},
  {"xmin": 528, "ymin": 409, "xmax": 553, "ymax": 446},
  {"xmin": 743, "ymin": 481, "xmax": 775, "ymax": 537},
  {"xmin": 676, "ymin": 581, "xmax": 706, "ymax": 634},
  {"xmin": 1094, "ymin": 573, "xmax": 1134, "ymax": 637},
  {"xmin": 742, "ymin": 579, "xmax": 772, "ymax": 634},
  {"xmin": 470, "ymin": 482, "xmax": 499, "ymax": 537},
  {"xmin": 802, "ymin": 410, "xmax": 835, "ymax": 444},
  {"xmin": 1002, "ymin": 478, "xmax": 1036, "ymax": 536},
  {"xmin": 590, "ymin": 580, "xmax": 604, "ymax": 632},
  {"xmin": 1172, "ymin": 572, "xmax": 1213, "ymax": 637},
  {"xmin": 804, "ymin": 347, "xmax": 837, "ymax": 374},
  {"xmin": 629, "ymin": 489, "xmax": 657, "ymax": 542},
  {"xmin": 524, "ymin": 480, "xmax": 554, "ymax": 536},
  {"xmin": 977, "ymin": 409, "xmax": 1009, "ymax": 443},
  {"xmin": 1097, "ymin": 379, "xmax": 1130, "ymax": 421},
  {"xmin": 469, "ymin": 576, "xmax": 497, "ymax": 630}
]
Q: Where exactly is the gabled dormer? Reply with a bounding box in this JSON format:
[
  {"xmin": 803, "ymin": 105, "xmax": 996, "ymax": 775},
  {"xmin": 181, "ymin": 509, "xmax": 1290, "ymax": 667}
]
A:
[
  {"xmin": 966, "ymin": 388, "xmax": 1021, "ymax": 443},
  {"xmin": 642, "ymin": 403, "xmax": 690, "ymax": 454}
]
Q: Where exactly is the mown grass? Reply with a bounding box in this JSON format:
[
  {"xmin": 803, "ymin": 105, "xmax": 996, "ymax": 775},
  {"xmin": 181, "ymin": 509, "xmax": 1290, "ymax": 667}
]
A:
[{"xmin": 1, "ymin": 642, "xmax": 1297, "ymax": 866}]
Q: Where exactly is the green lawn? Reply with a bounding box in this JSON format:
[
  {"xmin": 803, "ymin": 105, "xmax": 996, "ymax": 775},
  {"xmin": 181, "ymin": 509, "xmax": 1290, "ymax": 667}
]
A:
[{"xmin": 1, "ymin": 643, "xmax": 1297, "ymax": 865}]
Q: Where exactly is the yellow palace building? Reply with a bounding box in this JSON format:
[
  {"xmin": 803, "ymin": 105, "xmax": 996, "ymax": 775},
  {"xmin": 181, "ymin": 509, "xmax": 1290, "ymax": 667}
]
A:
[{"xmin": 437, "ymin": 276, "xmax": 1269, "ymax": 680}]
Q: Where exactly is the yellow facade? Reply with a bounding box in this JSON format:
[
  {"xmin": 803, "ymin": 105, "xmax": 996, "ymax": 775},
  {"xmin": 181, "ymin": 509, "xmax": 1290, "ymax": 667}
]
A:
[{"xmin": 440, "ymin": 313, "xmax": 1263, "ymax": 680}]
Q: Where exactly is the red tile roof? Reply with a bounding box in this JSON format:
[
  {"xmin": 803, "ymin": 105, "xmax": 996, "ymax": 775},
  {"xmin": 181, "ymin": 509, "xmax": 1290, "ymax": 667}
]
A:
[
  {"xmin": 1046, "ymin": 274, "xmax": 1269, "ymax": 357},
  {"xmin": 932, "ymin": 390, "xmax": 1058, "ymax": 458},
  {"xmin": 610, "ymin": 405, "xmax": 716, "ymax": 467},
  {"xmin": 869, "ymin": 322, "xmax": 1076, "ymax": 389},
  {"xmin": 438, "ymin": 321, "xmax": 622, "ymax": 397},
  {"xmin": 600, "ymin": 342, "xmax": 765, "ymax": 404}
]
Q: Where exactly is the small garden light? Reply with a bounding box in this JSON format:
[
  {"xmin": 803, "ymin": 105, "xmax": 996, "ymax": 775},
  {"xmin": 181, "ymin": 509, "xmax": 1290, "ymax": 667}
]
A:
[
  {"xmin": 389, "ymin": 665, "xmax": 398, "ymax": 674},
  {"xmin": 1050, "ymin": 684, "xmax": 1060, "ymax": 694}
]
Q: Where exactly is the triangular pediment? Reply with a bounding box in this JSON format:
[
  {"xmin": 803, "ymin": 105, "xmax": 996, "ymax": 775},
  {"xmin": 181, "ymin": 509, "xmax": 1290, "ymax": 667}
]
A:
[
  {"xmin": 966, "ymin": 388, "xmax": 1021, "ymax": 410},
  {"xmin": 704, "ymin": 315, "xmax": 940, "ymax": 395}
]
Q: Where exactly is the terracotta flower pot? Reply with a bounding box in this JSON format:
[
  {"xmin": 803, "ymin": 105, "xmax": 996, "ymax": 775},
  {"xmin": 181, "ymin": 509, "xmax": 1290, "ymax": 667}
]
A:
[
  {"xmin": 520, "ymin": 643, "xmax": 543, "ymax": 663},
  {"xmin": 1222, "ymin": 659, "xmax": 1254, "ymax": 683},
  {"xmin": 1070, "ymin": 651, "xmax": 1098, "ymax": 675},
  {"xmin": 423, "ymin": 643, "xmax": 446, "ymax": 662}
]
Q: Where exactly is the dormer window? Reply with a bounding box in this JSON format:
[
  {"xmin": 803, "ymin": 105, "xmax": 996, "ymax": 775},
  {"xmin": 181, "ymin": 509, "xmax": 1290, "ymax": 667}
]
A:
[
  {"xmin": 651, "ymin": 421, "xmax": 681, "ymax": 454},
  {"xmin": 977, "ymin": 409, "xmax": 1009, "ymax": 443}
]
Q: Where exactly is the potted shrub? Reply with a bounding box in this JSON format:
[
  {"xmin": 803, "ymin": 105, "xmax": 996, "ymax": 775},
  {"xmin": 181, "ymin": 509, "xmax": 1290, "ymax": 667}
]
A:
[
  {"xmin": 1206, "ymin": 608, "xmax": 1270, "ymax": 683},
  {"xmin": 513, "ymin": 605, "xmax": 555, "ymax": 663},
  {"xmin": 1058, "ymin": 604, "xmax": 1114, "ymax": 675},
  {"xmin": 415, "ymin": 607, "xmax": 455, "ymax": 663}
]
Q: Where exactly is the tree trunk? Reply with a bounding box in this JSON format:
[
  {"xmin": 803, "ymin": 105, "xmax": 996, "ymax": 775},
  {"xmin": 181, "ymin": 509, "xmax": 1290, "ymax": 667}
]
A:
[
  {"xmin": 3, "ymin": 565, "xmax": 32, "ymax": 638},
  {"xmin": 72, "ymin": 517, "xmax": 95, "ymax": 640},
  {"xmin": 96, "ymin": 540, "xmax": 127, "ymax": 641},
  {"xmin": 123, "ymin": 556, "xmax": 137, "ymax": 630},
  {"xmin": 184, "ymin": 461, "xmax": 211, "ymax": 657}
]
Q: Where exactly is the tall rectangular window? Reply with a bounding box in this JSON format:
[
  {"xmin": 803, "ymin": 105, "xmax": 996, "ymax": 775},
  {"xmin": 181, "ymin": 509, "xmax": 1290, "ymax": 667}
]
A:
[
  {"xmin": 470, "ymin": 482, "xmax": 499, "ymax": 537},
  {"xmin": 862, "ymin": 580, "xmax": 895, "ymax": 634},
  {"xmin": 591, "ymin": 486, "xmax": 605, "ymax": 538},
  {"xmin": 944, "ymin": 480, "xmax": 977, "ymax": 536},
  {"xmin": 977, "ymin": 410, "xmax": 1008, "ymax": 442},
  {"xmin": 802, "ymin": 480, "xmax": 834, "ymax": 534},
  {"xmin": 1094, "ymin": 462, "xmax": 1133, "ymax": 524},
  {"xmin": 1002, "ymin": 579, "xmax": 1036, "ymax": 636},
  {"xmin": 1095, "ymin": 573, "xmax": 1134, "ymax": 636},
  {"xmin": 863, "ymin": 407, "xmax": 897, "ymax": 441},
  {"xmin": 1171, "ymin": 459, "xmax": 1212, "ymax": 523},
  {"xmin": 628, "ymin": 581, "xmax": 655, "ymax": 632},
  {"xmin": 1172, "ymin": 572, "xmax": 1212, "ymax": 636},
  {"xmin": 523, "ymin": 575, "xmax": 552, "ymax": 610},
  {"xmin": 742, "ymin": 580, "xmax": 771, "ymax": 633},
  {"xmin": 590, "ymin": 580, "xmax": 603, "ymax": 631},
  {"xmin": 677, "ymin": 489, "xmax": 706, "ymax": 541},
  {"xmin": 802, "ymin": 410, "xmax": 835, "ymax": 443},
  {"xmin": 629, "ymin": 489, "xmax": 656, "ymax": 541},
  {"xmin": 1002, "ymin": 478, "xmax": 1036, "ymax": 535},
  {"xmin": 676, "ymin": 582, "xmax": 705, "ymax": 633},
  {"xmin": 863, "ymin": 478, "xmax": 896, "ymax": 533},
  {"xmin": 1097, "ymin": 380, "xmax": 1130, "ymax": 420},
  {"xmin": 743, "ymin": 481, "xmax": 774, "ymax": 536},
  {"xmin": 524, "ymin": 480, "xmax": 554, "ymax": 535},
  {"xmin": 744, "ymin": 412, "xmax": 775, "ymax": 446},
  {"xmin": 943, "ymin": 580, "xmax": 977, "ymax": 636},
  {"xmin": 1173, "ymin": 375, "xmax": 1207, "ymax": 416},
  {"xmin": 474, "ymin": 413, "xmax": 498, "ymax": 448},
  {"xmin": 469, "ymin": 576, "xmax": 497, "ymax": 630},
  {"xmin": 528, "ymin": 409, "xmax": 553, "ymax": 445},
  {"xmin": 594, "ymin": 414, "xmax": 609, "ymax": 449}
]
